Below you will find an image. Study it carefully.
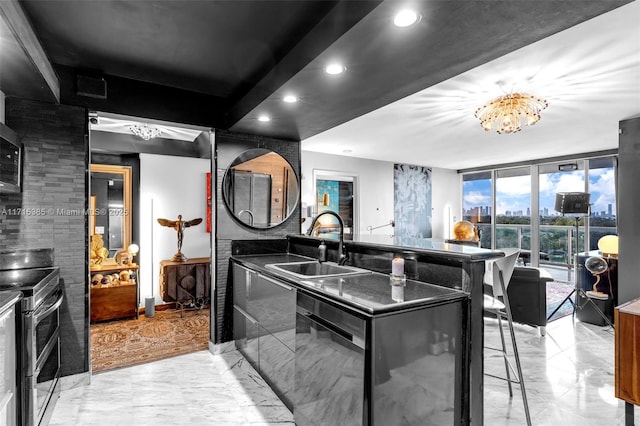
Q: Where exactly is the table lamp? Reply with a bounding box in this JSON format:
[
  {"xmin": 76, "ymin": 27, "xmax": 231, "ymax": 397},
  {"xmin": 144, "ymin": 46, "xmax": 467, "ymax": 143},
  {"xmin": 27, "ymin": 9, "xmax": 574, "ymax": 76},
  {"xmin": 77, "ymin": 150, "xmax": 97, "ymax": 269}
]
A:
[
  {"xmin": 597, "ymin": 235, "xmax": 618, "ymax": 258},
  {"xmin": 128, "ymin": 243, "xmax": 139, "ymax": 266}
]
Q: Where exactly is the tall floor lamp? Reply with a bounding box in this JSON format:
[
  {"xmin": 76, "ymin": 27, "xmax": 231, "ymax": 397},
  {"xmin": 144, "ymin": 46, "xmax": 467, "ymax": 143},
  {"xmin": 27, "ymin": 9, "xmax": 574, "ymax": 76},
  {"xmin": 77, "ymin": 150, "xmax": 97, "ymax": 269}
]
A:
[{"xmin": 546, "ymin": 192, "xmax": 614, "ymax": 328}]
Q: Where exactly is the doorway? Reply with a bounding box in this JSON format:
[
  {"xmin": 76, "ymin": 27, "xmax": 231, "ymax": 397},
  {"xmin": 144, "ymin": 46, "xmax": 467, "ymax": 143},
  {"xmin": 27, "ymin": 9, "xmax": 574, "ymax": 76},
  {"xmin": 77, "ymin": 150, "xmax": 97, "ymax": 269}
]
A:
[
  {"xmin": 312, "ymin": 170, "xmax": 358, "ymax": 240},
  {"xmin": 88, "ymin": 111, "xmax": 214, "ymax": 371}
]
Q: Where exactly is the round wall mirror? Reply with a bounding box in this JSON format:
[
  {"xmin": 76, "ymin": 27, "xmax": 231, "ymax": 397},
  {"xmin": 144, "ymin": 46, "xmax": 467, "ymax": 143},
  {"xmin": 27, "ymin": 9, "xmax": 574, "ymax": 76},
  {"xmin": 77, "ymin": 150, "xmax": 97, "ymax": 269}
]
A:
[{"xmin": 222, "ymin": 148, "xmax": 299, "ymax": 228}]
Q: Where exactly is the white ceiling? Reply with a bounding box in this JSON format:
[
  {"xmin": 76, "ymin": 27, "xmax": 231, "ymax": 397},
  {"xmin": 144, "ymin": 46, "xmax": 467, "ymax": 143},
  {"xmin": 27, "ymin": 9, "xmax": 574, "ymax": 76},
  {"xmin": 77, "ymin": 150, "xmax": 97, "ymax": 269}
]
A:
[{"xmin": 302, "ymin": 1, "xmax": 640, "ymax": 171}]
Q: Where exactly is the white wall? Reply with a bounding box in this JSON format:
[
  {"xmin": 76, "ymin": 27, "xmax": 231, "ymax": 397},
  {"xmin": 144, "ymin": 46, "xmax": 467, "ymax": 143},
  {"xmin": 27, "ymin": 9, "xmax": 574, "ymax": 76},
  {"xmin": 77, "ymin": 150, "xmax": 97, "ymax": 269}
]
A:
[
  {"xmin": 139, "ymin": 154, "xmax": 211, "ymax": 303},
  {"xmin": 301, "ymin": 151, "xmax": 460, "ymax": 239},
  {"xmin": 432, "ymin": 167, "xmax": 461, "ymax": 240},
  {"xmin": 301, "ymin": 151, "xmax": 393, "ymax": 237}
]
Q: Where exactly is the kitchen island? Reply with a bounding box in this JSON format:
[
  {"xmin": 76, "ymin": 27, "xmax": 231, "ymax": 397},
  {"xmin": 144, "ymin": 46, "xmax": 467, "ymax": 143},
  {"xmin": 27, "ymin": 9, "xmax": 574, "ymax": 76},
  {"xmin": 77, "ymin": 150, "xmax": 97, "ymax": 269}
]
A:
[
  {"xmin": 229, "ymin": 235, "xmax": 503, "ymax": 424},
  {"xmin": 230, "ymin": 236, "xmax": 502, "ymax": 425}
]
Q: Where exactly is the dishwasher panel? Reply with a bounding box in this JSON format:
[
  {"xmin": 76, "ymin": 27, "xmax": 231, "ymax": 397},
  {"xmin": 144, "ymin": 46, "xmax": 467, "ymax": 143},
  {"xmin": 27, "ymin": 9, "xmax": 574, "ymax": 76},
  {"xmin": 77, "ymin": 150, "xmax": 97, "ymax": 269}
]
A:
[{"xmin": 294, "ymin": 292, "xmax": 366, "ymax": 426}]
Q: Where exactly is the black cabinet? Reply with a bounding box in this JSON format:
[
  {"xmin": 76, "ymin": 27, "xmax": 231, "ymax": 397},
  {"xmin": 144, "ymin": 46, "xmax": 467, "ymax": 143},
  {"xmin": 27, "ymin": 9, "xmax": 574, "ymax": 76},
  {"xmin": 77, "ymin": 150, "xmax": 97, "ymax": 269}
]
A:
[
  {"xmin": 252, "ymin": 274, "xmax": 296, "ymax": 351},
  {"xmin": 258, "ymin": 328, "xmax": 295, "ymax": 408},
  {"xmin": 232, "ymin": 259, "xmax": 470, "ymax": 425},
  {"xmin": 232, "ymin": 261, "xmax": 296, "ymax": 410},
  {"xmin": 233, "ymin": 306, "xmax": 260, "ymax": 371},
  {"xmin": 294, "ymin": 290, "xmax": 467, "ymax": 426},
  {"xmin": 232, "ymin": 262, "xmax": 253, "ymax": 311}
]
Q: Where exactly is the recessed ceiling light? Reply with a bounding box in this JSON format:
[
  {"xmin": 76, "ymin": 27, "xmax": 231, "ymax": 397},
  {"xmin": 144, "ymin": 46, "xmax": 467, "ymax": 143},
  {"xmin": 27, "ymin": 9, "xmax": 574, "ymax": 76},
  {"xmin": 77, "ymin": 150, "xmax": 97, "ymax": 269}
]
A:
[
  {"xmin": 324, "ymin": 63, "xmax": 346, "ymax": 75},
  {"xmin": 343, "ymin": 149, "xmax": 352, "ymax": 154},
  {"xmin": 283, "ymin": 95, "xmax": 298, "ymax": 103},
  {"xmin": 258, "ymin": 115, "xmax": 271, "ymax": 122},
  {"xmin": 394, "ymin": 9, "xmax": 420, "ymax": 27}
]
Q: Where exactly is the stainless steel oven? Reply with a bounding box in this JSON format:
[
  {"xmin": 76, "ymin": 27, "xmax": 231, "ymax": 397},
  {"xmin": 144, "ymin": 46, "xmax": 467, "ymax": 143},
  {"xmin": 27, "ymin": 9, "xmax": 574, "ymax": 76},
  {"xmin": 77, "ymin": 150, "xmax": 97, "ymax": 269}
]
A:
[
  {"xmin": 23, "ymin": 282, "xmax": 63, "ymax": 426},
  {"xmin": 0, "ymin": 248, "xmax": 62, "ymax": 426}
]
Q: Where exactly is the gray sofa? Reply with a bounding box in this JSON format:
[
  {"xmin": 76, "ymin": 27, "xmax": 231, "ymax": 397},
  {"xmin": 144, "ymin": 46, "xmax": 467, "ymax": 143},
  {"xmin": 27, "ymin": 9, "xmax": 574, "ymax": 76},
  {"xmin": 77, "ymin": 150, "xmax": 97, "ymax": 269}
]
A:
[{"xmin": 485, "ymin": 265, "xmax": 554, "ymax": 336}]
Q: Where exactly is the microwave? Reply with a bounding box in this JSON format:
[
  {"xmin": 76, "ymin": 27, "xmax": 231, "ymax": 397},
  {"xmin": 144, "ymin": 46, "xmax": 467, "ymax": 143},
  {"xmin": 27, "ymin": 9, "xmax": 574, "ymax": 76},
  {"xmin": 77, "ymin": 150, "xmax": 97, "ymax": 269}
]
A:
[{"xmin": 0, "ymin": 123, "xmax": 22, "ymax": 193}]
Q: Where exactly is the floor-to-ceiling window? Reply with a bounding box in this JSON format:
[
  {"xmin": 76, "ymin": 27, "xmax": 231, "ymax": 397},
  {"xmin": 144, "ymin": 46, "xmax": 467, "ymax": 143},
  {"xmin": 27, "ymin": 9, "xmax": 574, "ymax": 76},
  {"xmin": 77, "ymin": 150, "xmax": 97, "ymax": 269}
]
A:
[
  {"xmin": 496, "ymin": 167, "xmax": 531, "ymax": 250},
  {"xmin": 538, "ymin": 161, "xmax": 586, "ymax": 280},
  {"xmin": 461, "ymin": 155, "xmax": 616, "ymax": 279},
  {"xmin": 462, "ymin": 171, "xmax": 492, "ymax": 248},
  {"xmin": 587, "ymin": 157, "xmax": 617, "ymax": 249}
]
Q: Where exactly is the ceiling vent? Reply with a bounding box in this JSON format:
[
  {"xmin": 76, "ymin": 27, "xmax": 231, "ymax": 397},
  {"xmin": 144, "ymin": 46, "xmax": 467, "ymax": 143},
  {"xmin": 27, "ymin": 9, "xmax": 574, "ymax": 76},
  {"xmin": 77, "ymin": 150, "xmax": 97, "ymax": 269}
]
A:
[{"xmin": 77, "ymin": 75, "xmax": 107, "ymax": 99}]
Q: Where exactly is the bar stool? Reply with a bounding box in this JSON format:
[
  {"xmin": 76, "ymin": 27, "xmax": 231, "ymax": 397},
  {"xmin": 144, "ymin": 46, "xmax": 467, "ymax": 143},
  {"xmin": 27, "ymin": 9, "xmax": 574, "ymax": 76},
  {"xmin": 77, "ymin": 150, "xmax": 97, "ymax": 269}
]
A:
[{"xmin": 484, "ymin": 248, "xmax": 531, "ymax": 426}]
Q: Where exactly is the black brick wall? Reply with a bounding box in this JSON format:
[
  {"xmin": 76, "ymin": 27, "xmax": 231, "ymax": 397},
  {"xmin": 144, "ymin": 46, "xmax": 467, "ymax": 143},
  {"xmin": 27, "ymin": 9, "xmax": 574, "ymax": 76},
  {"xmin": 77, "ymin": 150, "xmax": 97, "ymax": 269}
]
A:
[
  {"xmin": 2, "ymin": 98, "xmax": 88, "ymax": 376},
  {"xmin": 214, "ymin": 130, "xmax": 300, "ymax": 343}
]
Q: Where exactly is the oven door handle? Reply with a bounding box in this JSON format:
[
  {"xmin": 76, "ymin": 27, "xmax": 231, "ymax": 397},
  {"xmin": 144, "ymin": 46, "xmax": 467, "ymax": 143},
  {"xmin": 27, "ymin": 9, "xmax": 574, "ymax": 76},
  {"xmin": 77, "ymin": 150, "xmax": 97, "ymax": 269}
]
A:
[
  {"xmin": 298, "ymin": 309, "xmax": 365, "ymax": 349},
  {"xmin": 34, "ymin": 328, "xmax": 60, "ymax": 376},
  {"xmin": 34, "ymin": 292, "xmax": 64, "ymax": 324}
]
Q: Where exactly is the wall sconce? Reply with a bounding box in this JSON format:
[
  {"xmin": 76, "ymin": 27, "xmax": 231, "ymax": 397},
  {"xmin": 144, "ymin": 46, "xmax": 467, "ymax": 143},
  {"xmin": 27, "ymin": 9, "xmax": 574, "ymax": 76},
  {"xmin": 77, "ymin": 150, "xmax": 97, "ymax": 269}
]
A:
[{"xmin": 322, "ymin": 193, "xmax": 330, "ymax": 206}]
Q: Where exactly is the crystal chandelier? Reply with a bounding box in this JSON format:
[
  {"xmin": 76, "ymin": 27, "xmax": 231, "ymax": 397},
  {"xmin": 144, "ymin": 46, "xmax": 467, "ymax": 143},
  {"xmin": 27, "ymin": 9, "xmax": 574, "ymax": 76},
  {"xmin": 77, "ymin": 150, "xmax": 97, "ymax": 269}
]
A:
[
  {"xmin": 474, "ymin": 93, "xmax": 548, "ymax": 134},
  {"xmin": 129, "ymin": 123, "xmax": 162, "ymax": 140}
]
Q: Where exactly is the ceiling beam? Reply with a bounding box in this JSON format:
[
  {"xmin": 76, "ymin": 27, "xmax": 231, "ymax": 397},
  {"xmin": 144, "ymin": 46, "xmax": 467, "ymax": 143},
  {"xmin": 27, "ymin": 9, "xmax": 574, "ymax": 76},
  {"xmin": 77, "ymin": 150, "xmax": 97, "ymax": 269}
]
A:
[
  {"xmin": 225, "ymin": 0, "xmax": 382, "ymax": 129},
  {"xmin": 0, "ymin": 0, "xmax": 59, "ymax": 102},
  {"xmin": 56, "ymin": 65, "xmax": 226, "ymax": 129}
]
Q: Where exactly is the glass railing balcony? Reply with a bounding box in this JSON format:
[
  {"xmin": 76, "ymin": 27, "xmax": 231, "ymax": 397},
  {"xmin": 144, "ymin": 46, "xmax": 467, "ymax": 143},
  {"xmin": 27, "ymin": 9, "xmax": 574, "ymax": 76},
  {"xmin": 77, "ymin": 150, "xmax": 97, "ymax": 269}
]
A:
[{"xmin": 483, "ymin": 224, "xmax": 617, "ymax": 268}]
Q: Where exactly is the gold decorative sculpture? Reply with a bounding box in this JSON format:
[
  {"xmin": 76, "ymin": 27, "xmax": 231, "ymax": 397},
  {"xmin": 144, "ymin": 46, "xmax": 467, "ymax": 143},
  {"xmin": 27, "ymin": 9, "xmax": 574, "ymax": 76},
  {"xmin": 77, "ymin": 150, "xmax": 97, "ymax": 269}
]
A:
[
  {"xmin": 90, "ymin": 234, "xmax": 110, "ymax": 266},
  {"xmin": 157, "ymin": 215, "xmax": 203, "ymax": 262},
  {"xmin": 452, "ymin": 220, "xmax": 480, "ymax": 242}
]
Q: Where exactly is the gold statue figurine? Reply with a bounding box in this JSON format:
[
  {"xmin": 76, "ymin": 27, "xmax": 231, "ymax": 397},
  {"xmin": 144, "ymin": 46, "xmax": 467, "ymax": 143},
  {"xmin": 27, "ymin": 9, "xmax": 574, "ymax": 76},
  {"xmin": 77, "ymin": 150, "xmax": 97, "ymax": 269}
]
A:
[
  {"xmin": 90, "ymin": 234, "xmax": 110, "ymax": 267},
  {"xmin": 157, "ymin": 214, "xmax": 203, "ymax": 262}
]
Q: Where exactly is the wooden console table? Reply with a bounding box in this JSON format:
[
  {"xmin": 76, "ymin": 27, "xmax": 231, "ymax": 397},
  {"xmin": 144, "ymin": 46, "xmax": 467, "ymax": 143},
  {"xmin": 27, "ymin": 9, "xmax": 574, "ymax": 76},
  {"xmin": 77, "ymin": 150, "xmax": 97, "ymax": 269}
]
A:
[
  {"xmin": 615, "ymin": 297, "xmax": 640, "ymax": 425},
  {"xmin": 159, "ymin": 257, "xmax": 210, "ymax": 315},
  {"xmin": 90, "ymin": 264, "xmax": 139, "ymax": 322}
]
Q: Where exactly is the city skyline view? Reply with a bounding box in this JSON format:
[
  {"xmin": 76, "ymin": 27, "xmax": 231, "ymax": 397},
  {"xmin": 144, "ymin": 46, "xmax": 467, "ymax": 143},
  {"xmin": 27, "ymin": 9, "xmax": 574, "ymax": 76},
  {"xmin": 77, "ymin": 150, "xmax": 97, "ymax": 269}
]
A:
[{"xmin": 463, "ymin": 166, "xmax": 616, "ymax": 219}]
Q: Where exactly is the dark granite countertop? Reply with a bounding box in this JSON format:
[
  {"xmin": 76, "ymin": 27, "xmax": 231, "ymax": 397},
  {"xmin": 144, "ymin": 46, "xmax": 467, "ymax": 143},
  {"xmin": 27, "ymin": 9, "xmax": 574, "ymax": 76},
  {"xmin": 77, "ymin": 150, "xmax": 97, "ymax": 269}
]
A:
[
  {"xmin": 352, "ymin": 234, "xmax": 490, "ymax": 256},
  {"xmin": 232, "ymin": 253, "xmax": 468, "ymax": 316},
  {"xmin": 0, "ymin": 291, "xmax": 22, "ymax": 316},
  {"xmin": 289, "ymin": 234, "xmax": 504, "ymax": 263}
]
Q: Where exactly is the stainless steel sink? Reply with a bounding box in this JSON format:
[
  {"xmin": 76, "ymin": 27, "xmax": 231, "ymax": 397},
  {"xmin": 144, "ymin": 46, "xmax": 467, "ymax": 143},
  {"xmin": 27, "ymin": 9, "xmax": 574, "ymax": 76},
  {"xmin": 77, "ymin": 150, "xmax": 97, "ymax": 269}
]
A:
[{"xmin": 265, "ymin": 261, "xmax": 371, "ymax": 279}]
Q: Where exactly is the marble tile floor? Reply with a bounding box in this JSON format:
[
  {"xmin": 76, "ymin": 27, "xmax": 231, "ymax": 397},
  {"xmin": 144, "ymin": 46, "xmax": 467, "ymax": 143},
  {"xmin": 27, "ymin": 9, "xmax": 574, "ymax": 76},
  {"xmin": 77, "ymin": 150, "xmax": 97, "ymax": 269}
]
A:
[
  {"xmin": 49, "ymin": 350, "xmax": 294, "ymax": 426},
  {"xmin": 50, "ymin": 315, "xmax": 639, "ymax": 426},
  {"xmin": 483, "ymin": 315, "xmax": 638, "ymax": 426}
]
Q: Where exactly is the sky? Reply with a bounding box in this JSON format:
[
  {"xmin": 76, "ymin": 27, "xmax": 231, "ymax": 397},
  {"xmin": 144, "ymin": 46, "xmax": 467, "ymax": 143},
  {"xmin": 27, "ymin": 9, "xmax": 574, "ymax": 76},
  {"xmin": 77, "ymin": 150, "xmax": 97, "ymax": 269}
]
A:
[{"xmin": 463, "ymin": 166, "xmax": 616, "ymax": 216}]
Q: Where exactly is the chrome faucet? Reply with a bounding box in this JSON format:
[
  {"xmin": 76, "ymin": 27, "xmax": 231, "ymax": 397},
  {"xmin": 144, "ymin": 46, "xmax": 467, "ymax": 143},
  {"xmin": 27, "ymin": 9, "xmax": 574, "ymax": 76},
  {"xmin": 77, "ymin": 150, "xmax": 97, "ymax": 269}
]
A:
[
  {"xmin": 237, "ymin": 209, "xmax": 254, "ymax": 226},
  {"xmin": 307, "ymin": 211, "xmax": 348, "ymax": 265}
]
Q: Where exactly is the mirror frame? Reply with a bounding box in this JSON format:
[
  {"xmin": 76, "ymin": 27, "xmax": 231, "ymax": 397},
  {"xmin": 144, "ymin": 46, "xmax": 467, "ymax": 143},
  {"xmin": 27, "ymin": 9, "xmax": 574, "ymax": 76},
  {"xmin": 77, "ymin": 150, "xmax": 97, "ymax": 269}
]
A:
[
  {"xmin": 90, "ymin": 164, "xmax": 132, "ymax": 256},
  {"xmin": 222, "ymin": 148, "xmax": 299, "ymax": 229}
]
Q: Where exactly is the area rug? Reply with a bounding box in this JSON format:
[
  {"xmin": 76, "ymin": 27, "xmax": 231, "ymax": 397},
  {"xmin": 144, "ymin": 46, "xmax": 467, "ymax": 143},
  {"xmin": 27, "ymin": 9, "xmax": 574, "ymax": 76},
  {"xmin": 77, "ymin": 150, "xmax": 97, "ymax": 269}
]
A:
[
  {"xmin": 91, "ymin": 308, "xmax": 210, "ymax": 373},
  {"xmin": 547, "ymin": 281, "xmax": 575, "ymax": 322}
]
